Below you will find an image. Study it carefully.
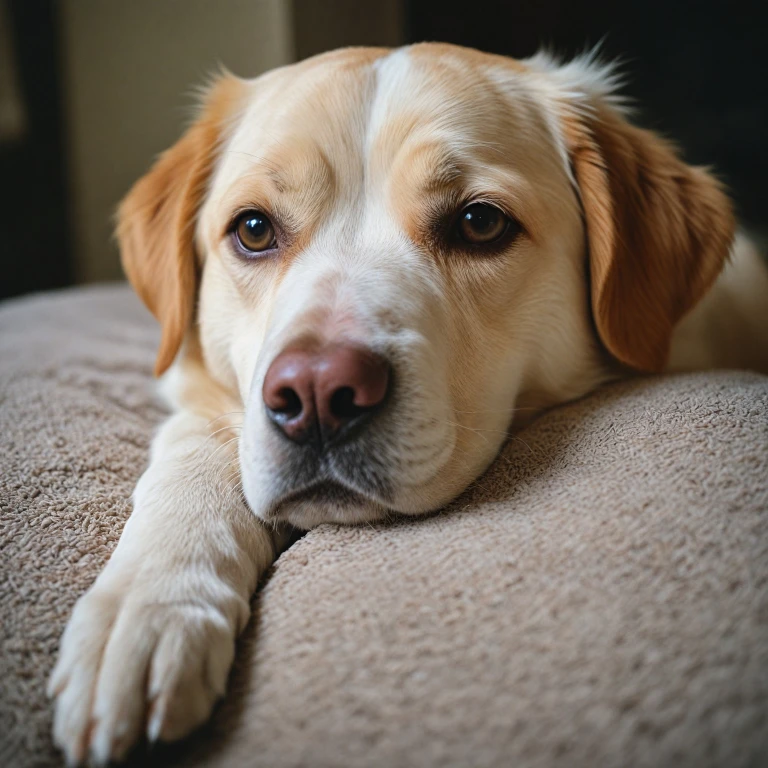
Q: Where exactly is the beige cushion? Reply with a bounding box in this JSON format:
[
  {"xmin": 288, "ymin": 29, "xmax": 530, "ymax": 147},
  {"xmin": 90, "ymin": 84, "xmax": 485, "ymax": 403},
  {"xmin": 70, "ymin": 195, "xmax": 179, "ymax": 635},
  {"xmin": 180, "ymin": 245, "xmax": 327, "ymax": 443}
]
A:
[{"xmin": 1, "ymin": 286, "xmax": 767, "ymax": 768}]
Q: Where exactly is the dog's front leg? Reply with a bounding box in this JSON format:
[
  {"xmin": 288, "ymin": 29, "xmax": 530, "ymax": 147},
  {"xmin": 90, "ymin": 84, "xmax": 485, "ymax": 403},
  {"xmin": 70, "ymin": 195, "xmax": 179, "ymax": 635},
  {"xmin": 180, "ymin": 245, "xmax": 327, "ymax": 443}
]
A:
[{"xmin": 48, "ymin": 411, "xmax": 277, "ymax": 765}]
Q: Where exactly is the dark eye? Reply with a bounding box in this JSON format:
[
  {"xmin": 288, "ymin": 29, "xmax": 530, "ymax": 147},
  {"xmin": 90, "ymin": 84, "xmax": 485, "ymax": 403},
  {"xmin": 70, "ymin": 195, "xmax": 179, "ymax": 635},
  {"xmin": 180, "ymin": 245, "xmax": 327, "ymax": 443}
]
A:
[
  {"xmin": 457, "ymin": 203, "xmax": 510, "ymax": 245},
  {"xmin": 234, "ymin": 211, "xmax": 276, "ymax": 253}
]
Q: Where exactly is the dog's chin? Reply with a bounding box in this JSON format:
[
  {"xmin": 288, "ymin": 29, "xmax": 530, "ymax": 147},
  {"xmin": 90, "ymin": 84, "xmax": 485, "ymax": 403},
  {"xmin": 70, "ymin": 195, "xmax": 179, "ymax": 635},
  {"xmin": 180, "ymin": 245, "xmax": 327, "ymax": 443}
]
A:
[{"xmin": 265, "ymin": 481, "xmax": 388, "ymax": 529}]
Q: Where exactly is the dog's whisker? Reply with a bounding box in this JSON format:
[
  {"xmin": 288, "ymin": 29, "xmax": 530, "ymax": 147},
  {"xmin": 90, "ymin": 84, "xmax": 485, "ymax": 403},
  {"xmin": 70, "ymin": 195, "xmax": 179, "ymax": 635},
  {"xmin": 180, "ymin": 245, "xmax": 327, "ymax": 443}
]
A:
[
  {"xmin": 199, "ymin": 435, "xmax": 241, "ymax": 470},
  {"xmin": 203, "ymin": 424, "xmax": 243, "ymax": 443},
  {"xmin": 507, "ymin": 435, "xmax": 533, "ymax": 453},
  {"xmin": 204, "ymin": 421, "xmax": 243, "ymax": 437},
  {"xmin": 204, "ymin": 411, "xmax": 246, "ymax": 429},
  {"xmin": 195, "ymin": 414, "xmax": 247, "ymax": 456}
]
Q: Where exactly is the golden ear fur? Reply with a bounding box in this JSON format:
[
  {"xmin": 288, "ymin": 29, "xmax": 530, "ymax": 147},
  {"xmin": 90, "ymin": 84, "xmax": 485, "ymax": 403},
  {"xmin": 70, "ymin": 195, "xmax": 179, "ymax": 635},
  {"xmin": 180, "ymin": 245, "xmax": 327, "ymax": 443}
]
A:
[
  {"xmin": 532, "ymin": 52, "xmax": 736, "ymax": 372},
  {"xmin": 117, "ymin": 75, "xmax": 245, "ymax": 376}
]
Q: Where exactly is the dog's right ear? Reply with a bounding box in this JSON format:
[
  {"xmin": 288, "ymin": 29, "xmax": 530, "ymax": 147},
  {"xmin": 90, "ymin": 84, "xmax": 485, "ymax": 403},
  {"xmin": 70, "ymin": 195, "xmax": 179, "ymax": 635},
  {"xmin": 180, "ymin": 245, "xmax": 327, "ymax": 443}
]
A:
[
  {"xmin": 526, "ymin": 51, "xmax": 735, "ymax": 372},
  {"xmin": 117, "ymin": 76, "xmax": 245, "ymax": 376},
  {"xmin": 562, "ymin": 102, "xmax": 735, "ymax": 373}
]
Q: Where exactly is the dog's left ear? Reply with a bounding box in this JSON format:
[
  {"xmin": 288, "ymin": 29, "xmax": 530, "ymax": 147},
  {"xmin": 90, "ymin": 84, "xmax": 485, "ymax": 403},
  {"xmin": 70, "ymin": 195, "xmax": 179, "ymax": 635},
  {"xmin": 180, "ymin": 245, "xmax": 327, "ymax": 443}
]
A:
[
  {"xmin": 537, "ymin": 56, "xmax": 736, "ymax": 372},
  {"xmin": 117, "ymin": 75, "xmax": 245, "ymax": 376}
]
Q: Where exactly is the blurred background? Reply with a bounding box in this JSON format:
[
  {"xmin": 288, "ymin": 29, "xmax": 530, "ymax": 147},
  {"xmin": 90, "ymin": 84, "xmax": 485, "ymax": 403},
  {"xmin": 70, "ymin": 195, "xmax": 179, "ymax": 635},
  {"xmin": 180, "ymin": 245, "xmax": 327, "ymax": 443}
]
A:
[{"xmin": 1, "ymin": 0, "xmax": 765, "ymax": 300}]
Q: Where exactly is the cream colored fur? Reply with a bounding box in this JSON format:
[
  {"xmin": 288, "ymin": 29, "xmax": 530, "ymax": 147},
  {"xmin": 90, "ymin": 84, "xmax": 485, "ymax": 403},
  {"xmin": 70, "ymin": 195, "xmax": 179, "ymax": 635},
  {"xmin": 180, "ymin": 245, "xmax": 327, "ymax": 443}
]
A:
[{"xmin": 49, "ymin": 44, "xmax": 768, "ymax": 765}]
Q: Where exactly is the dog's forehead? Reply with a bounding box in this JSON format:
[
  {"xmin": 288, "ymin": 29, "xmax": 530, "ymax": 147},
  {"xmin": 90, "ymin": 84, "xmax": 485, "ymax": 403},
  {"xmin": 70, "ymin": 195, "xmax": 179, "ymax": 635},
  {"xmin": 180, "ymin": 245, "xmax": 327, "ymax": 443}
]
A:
[{"xmin": 221, "ymin": 45, "xmax": 541, "ymax": 185}]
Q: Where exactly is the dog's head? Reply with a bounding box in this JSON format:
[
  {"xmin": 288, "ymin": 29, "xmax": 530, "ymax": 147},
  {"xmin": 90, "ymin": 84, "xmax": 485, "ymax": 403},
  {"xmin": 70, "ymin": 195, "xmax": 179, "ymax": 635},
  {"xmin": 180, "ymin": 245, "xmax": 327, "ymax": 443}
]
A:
[{"xmin": 118, "ymin": 44, "xmax": 734, "ymax": 528}]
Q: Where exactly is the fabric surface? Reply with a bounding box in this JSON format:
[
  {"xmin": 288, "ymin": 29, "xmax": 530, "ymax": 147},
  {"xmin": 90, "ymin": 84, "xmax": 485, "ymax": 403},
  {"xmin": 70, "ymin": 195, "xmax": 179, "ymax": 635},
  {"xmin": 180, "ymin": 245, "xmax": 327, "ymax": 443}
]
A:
[{"xmin": 1, "ymin": 285, "xmax": 767, "ymax": 768}]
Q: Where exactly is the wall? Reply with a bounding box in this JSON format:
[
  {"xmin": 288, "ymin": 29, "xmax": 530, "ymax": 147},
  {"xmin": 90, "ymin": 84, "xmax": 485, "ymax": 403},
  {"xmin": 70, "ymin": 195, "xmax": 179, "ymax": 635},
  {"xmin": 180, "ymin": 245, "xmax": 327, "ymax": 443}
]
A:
[{"xmin": 59, "ymin": 0, "xmax": 295, "ymax": 283}]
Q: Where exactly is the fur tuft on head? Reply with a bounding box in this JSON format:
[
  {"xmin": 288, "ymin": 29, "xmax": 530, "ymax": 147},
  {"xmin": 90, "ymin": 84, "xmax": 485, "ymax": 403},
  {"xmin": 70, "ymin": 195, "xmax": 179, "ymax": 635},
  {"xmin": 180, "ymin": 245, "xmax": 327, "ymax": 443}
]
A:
[{"xmin": 524, "ymin": 43, "xmax": 631, "ymax": 116}]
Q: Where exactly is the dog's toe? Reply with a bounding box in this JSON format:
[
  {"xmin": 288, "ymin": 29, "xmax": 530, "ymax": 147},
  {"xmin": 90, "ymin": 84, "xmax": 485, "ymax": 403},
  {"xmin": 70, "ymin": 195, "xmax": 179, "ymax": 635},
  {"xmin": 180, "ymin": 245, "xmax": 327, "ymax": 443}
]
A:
[{"xmin": 50, "ymin": 585, "xmax": 238, "ymax": 765}]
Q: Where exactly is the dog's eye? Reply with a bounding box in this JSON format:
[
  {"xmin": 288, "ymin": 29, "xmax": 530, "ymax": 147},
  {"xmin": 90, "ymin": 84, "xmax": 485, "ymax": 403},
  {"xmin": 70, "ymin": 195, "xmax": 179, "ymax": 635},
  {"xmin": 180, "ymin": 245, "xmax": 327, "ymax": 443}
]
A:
[
  {"xmin": 234, "ymin": 211, "xmax": 276, "ymax": 253},
  {"xmin": 457, "ymin": 203, "xmax": 509, "ymax": 245}
]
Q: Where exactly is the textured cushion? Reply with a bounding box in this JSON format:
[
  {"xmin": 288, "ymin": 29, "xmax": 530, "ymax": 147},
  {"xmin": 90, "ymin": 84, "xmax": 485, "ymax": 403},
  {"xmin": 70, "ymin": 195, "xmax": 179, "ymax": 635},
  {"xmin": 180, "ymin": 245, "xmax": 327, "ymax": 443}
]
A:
[{"xmin": 1, "ymin": 285, "xmax": 767, "ymax": 768}]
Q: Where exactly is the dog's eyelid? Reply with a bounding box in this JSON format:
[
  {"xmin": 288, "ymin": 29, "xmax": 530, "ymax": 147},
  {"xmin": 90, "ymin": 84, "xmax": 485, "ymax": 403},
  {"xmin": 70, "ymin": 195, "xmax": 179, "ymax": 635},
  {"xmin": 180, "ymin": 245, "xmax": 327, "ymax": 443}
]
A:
[
  {"xmin": 448, "ymin": 196, "xmax": 528, "ymax": 244},
  {"xmin": 459, "ymin": 194, "xmax": 523, "ymax": 227},
  {"xmin": 224, "ymin": 205, "xmax": 272, "ymax": 234},
  {"xmin": 220, "ymin": 204, "xmax": 296, "ymax": 246}
]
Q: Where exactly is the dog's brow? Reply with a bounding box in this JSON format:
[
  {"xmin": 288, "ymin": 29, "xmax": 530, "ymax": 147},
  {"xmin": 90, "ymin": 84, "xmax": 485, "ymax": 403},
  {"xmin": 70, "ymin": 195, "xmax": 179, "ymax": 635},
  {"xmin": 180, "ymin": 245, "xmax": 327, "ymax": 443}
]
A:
[
  {"xmin": 223, "ymin": 144, "xmax": 335, "ymax": 210},
  {"xmin": 225, "ymin": 145, "xmax": 334, "ymax": 196},
  {"xmin": 266, "ymin": 166, "xmax": 291, "ymax": 195},
  {"xmin": 425, "ymin": 155, "xmax": 464, "ymax": 190},
  {"xmin": 402, "ymin": 144, "xmax": 465, "ymax": 194},
  {"xmin": 224, "ymin": 154, "xmax": 293, "ymax": 195}
]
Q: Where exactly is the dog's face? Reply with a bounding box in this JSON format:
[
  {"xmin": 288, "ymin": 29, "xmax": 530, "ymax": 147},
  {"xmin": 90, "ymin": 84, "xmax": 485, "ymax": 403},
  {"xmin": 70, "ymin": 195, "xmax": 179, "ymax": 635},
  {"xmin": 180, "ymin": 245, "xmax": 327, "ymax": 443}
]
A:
[
  {"xmin": 119, "ymin": 45, "xmax": 734, "ymax": 529},
  {"xmin": 199, "ymin": 46, "xmax": 603, "ymax": 525}
]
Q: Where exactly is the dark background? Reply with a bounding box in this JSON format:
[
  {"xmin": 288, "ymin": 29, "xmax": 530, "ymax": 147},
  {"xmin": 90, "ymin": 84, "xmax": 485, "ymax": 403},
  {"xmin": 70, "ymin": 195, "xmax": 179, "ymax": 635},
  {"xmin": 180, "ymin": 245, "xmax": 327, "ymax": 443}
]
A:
[
  {"xmin": 2, "ymin": 0, "xmax": 766, "ymax": 300},
  {"xmin": 406, "ymin": 0, "xmax": 768, "ymax": 228}
]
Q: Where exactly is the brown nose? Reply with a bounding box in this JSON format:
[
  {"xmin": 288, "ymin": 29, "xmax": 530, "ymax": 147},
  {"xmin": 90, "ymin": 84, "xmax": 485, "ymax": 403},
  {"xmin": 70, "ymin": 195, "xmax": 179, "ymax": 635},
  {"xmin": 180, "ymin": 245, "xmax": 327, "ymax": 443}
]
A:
[{"xmin": 262, "ymin": 345, "xmax": 390, "ymax": 447}]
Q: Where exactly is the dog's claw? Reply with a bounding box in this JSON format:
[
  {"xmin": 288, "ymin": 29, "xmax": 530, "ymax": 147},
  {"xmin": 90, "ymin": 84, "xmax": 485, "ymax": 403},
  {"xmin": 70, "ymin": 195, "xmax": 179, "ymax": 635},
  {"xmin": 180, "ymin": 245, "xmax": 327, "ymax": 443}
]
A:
[{"xmin": 49, "ymin": 581, "xmax": 240, "ymax": 764}]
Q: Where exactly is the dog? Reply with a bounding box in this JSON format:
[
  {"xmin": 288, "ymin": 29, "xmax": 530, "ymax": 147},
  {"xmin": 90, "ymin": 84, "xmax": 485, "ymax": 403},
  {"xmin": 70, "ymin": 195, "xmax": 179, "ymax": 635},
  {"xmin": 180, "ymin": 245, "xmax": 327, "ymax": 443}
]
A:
[{"xmin": 48, "ymin": 43, "xmax": 768, "ymax": 764}]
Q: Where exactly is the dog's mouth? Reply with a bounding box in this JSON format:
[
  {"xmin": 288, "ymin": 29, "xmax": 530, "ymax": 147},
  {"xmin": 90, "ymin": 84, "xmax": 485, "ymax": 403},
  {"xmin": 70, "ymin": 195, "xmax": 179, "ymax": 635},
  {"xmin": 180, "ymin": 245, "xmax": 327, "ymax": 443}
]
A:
[
  {"xmin": 270, "ymin": 478, "xmax": 387, "ymax": 528},
  {"xmin": 280, "ymin": 480, "xmax": 362, "ymax": 506},
  {"xmin": 256, "ymin": 435, "xmax": 397, "ymax": 519}
]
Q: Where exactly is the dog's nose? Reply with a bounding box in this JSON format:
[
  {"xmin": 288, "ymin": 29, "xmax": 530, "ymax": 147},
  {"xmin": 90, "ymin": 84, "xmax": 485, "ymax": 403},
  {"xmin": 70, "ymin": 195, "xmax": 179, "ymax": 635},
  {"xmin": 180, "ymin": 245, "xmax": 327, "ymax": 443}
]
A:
[{"xmin": 262, "ymin": 345, "xmax": 390, "ymax": 445}]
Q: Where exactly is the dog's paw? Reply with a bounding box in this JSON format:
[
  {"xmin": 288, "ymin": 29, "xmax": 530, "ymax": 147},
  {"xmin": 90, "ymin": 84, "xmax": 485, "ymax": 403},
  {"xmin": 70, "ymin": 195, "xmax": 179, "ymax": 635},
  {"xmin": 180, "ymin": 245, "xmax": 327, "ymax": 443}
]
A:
[{"xmin": 48, "ymin": 577, "xmax": 244, "ymax": 766}]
